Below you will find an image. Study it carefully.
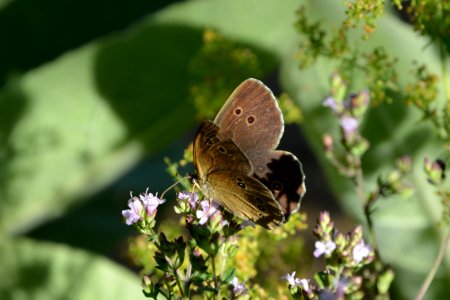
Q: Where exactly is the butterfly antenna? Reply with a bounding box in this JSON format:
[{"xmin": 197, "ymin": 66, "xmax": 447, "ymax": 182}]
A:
[{"xmin": 160, "ymin": 175, "xmax": 190, "ymax": 200}]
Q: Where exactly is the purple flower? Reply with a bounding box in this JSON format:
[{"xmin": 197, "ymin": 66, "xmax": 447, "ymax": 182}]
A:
[
  {"xmin": 178, "ymin": 191, "xmax": 199, "ymax": 208},
  {"xmin": 230, "ymin": 277, "xmax": 248, "ymax": 296},
  {"xmin": 122, "ymin": 198, "xmax": 143, "ymax": 225},
  {"xmin": 314, "ymin": 240, "xmax": 336, "ymax": 258},
  {"xmin": 352, "ymin": 240, "xmax": 371, "ymax": 263},
  {"xmin": 196, "ymin": 200, "xmax": 219, "ymax": 225},
  {"xmin": 323, "ymin": 96, "xmax": 339, "ymax": 113},
  {"xmin": 339, "ymin": 116, "xmax": 359, "ymax": 137},
  {"xmin": 139, "ymin": 189, "xmax": 165, "ymax": 216},
  {"xmin": 122, "ymin": 188, "xmax": 165, "ymax": 225}
]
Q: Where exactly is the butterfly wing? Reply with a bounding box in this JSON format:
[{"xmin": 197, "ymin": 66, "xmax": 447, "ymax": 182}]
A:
[
  {"xmin": 254, "ymin": 151, "xmax": 306, "ymax": 218},
  {"xmin": 193, "ymin": 120, "xmax": 252, "ymax": 179},
  {"xmin": 207, "ymin": 171, "xmax": 285, "ymax": 229},
  {"xmin": 193, "ymin": 120, "xmax": 284, "ymax": 229},
  {"xmin": 214, "ymin": 78, "xmax": 283, "ymax": 162},
  {"xmin": 213, "ymin": 78, "xmax": 306, "ymax": 219}
]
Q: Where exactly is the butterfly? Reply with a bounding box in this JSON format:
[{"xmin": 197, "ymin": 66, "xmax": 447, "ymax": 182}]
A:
[{"xmin": 193, "ymin": 78, "xmax": 306, "ymax": 229}]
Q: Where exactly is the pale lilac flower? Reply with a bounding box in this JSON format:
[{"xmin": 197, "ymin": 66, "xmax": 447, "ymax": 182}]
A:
[
  {"xmin": 323, "ymin": 96, "xmax": 339, "ymax": 112},
  {"xmin": 339, "ymin": 116, "xmax": 359, "ymax": 136},
  {"xmin": 334, "ymin": 277, "xmax": 350, "ymax": 298},
  {"xmin": 352, "ymin": 240, "xmax": 371, "ymax": 263},
  {"xmin": 230, "ymin": 276, "xmax": 248, "ymax": 296},
  {"xmin": 314, "ymin": 240, "xmax": 336, "ymax": 258},
  {"xmin": 178, "ymin": 191, "xmax": 199, "ymax": 208},
  {"xmin": 298, "ymin": 279, "xmax": 310, "ymax": 292},
  {"xmin": 122, "ymin": 198, "xmax": 143, "ymax": 225},
  {"xmin": 196, "ymin": 200, "xmax": 219, "ymax": 225},
  {"xmin": 177, "ymin": 191, "xmax": 190, "ymax": 199},
  {"xmin": 283, "ymin": 271, "xmax": 300, "ymax": 286},
  {"xmin": 139, "ymin": 189, "xmax": 165, "ymax": 216}
]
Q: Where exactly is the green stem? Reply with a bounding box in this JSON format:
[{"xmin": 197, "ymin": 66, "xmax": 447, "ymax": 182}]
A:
[
  {"xmin": 440, "ymin": 42, "xmax": 450, "ymax": 105},
  {"xmin": 414, "ymin": 227, "xmax": 450, "ymax": 300},
  {"xmin": 354, "ymin": 157, "xmax": 382, "ymax": 259},
  {"xmin": 165, "ymin": 255, "xmax": 187, "ymax": 299},
  {"xmin": 209, "ymin": 253, "xmax": 220, "ymax": 299}
]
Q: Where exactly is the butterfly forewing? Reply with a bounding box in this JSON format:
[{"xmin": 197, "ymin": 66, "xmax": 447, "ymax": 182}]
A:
[
  {"xmin": 214, "ymin": 79, "xmax": 283, "ymax": 161},
  {"xmin": 194, "ymin": 121, "xmax": 252, "ymax": 175}
]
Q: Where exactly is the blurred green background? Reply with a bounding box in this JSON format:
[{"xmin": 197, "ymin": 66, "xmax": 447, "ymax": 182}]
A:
[{"xmin": 0, "ymin": 0, "xmax": 448, "ymax": 299}]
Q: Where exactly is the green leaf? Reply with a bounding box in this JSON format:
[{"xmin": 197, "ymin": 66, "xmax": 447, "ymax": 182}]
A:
[
  {"xmin": 0, "ymin": 22, "xmax": 201, "ymax": 234},
  {"xmin": 0, "ymin": 238, "xmax": 142, "ymax": 300},
  {"xmin": 222, "ymin": 267, "xmax": 236, "ymax": 284}
]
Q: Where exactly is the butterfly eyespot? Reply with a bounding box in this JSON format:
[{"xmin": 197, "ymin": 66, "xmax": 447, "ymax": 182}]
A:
[
  {"xmin": 206, "ymin": 138, "xmax": 214, "ymax": 145},
  {"xmin": 236, "ymin": 178, "xmax": 246, "ymax": 188},
  {"xmin": 271, "ymin": 181, "xmax": 283, "ymax": 191},
  {"xmin": 257, "ymin": 205, "xmax": 266, "ymax": 211},
  {"xmin": 258, "ymin": 212, "xmax": 264, "ymax": 218},
  {"xmin": 235, "ymin": 108, "xmax": 242, "ymax": 115},
  {"xmin": 218, "ymin": 146, "xmax": 227, "ymax": 153},
  {"xmin": 247, "ymin": 116, "xmax": 255, "ymax": 124}
]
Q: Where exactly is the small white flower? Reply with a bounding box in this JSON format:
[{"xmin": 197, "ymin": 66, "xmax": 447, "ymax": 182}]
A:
[
  {"xmin": 196, "ymin": 200, "xmax": 219, "ymax": 225},
  {"xmin": 298, "ymin": 278, "xmax": 310, "ymax": 292},
  {"xmin": 314, "ymin": 240, "xmax": 336, "ymax": 258},
  {"xmin": 352, "ymin": 240, "xmax": 371, "ymax": 263},
  {"xmin": 283, "ymin": 271, "xmax": 298, "ymax": 286},
  {"xmin": 230, "ymin": 276, "xmax": 247, "ymax": 296}
]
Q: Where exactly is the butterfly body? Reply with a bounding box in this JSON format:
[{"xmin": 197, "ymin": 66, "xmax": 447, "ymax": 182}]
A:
[{"xmin": 193, "ymin": 79, "xmax": 306, "ymax": 229}]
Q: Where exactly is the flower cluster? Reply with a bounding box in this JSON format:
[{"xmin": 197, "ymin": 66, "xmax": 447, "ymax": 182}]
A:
[
  {"xmin": 121, "ymin": 188, "xmax": 165, "ymax": 234},
  {"xmin": 323, "ymin": 73, "xmax": 370, "ymax": 157},
  {"xmin": 283, "ymin": 212, "xmax": 393, "ymax": 299},
  {"xmin": 176, "ymin": 191, "xmax": 226, "ymax": 228},
  {"xmin": 313, "ymin": 211, "xmax": 374, "ymax": 267},
  {"xmin": 123, "ymin": 188, "xmax": 248, "ymax": 299}
]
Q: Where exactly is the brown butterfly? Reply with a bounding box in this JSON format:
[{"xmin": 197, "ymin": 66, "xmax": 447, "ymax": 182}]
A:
[{"xmin": 193, "ymin": 78, "xmax": 306, "ymax": 229}]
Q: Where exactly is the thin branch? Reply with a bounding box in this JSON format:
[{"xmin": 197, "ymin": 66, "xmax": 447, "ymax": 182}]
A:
[{"xmin": 414, "ymin": 227, "xmax": 450, "ymax": 300}]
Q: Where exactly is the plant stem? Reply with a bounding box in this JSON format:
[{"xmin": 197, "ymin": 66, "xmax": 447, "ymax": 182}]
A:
[
  {"xmin": 209, "ymin": 254, "xmax": 220, "ymax": 298},
  {"xmin": 414, "ymin": 227, "xmax": 450, "ymax": 300},
  {"xmin": 354, "ymin": 158, "xmax": 379, "ymax": 250},
  {"xmin": 166, "ymin": 256, "xmax": 186, "ymax": 299}
]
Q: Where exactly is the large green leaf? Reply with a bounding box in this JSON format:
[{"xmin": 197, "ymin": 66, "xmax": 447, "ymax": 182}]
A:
[
  {"xmin": 0, "ymin": 238, "xmax": 142, "ymax": 300},
  {"xmin": 0, "ymin": 23, "xmax": 203, "ymax": 234}
]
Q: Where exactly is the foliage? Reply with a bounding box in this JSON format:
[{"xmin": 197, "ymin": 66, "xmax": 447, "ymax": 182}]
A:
[{"xmin": 0, "ymin": 0, "xmax": 449, "ymax": 299}]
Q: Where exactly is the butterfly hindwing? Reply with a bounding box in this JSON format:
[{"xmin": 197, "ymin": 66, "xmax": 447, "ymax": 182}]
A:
[
  {"xmin": 207, "ymin": 171, "xmax": 285, "ymax": 229},
  {"xmin": 254, "ymin": 151, "xmax": 306, "ymax": 218}
]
